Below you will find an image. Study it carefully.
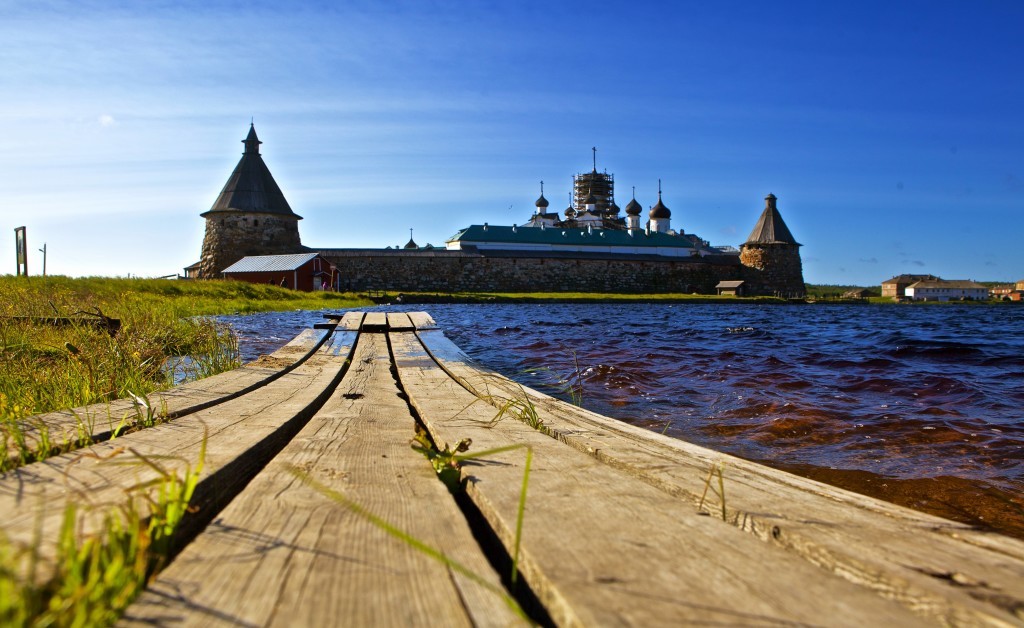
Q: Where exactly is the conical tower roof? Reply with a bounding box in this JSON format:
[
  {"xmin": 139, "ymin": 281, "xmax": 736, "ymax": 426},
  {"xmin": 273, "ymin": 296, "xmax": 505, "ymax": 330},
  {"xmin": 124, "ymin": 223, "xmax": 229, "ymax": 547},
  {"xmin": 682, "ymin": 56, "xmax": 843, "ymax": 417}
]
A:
[
  {"xmin": 744, "ymin": 194, "xmax": 799, "ymax": 245},
  {"xmin": 202, "ymin": 124, "xmax": 301, "ymax": 219}
]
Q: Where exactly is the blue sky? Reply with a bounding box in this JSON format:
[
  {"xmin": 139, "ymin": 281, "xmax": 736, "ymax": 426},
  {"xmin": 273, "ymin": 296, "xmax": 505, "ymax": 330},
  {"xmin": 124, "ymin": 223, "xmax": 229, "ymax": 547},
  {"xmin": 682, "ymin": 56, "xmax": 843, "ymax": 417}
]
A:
[{"xmin": 1, "ymin": 0, "xmax": 1022, "ymax": 285}]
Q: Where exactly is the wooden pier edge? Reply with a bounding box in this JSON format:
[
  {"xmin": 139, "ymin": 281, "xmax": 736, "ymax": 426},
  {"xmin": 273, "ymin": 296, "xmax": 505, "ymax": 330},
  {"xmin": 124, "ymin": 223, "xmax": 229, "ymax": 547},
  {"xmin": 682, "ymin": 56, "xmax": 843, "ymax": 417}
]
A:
[{"xmin": 0, "ymin": 310, "xmax": 1020, "ymax": 626}]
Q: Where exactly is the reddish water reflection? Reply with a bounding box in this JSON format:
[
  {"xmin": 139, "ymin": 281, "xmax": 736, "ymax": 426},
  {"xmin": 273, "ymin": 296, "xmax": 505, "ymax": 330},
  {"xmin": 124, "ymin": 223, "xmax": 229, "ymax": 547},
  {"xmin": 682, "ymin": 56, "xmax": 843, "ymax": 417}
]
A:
[{"xmin": 222, "ymin": 303, "xmax": 1024, "ymax": 539}]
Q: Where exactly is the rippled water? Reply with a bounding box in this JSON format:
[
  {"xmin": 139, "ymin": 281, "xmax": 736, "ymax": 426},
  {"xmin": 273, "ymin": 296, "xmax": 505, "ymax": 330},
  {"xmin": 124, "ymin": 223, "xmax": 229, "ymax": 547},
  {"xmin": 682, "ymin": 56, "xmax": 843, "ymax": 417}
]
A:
[{"xmin": 218, "ymin": 303, "xmax": 1024, "ymax": 538}]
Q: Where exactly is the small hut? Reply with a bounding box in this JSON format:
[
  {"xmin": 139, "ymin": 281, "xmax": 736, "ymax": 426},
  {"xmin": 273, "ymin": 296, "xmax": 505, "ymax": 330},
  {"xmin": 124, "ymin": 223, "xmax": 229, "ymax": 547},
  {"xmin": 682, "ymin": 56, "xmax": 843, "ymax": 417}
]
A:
[
  {"xmin": 222, "ymin": 253, "xmax": 334, "ymax": 291},
  {"xmin": 716, "ymin": 280, "xmax": 746, "ymax": 296},
  {"xmin": 182, "ymin": 261, "xmax": 202, "ymax": 279}
]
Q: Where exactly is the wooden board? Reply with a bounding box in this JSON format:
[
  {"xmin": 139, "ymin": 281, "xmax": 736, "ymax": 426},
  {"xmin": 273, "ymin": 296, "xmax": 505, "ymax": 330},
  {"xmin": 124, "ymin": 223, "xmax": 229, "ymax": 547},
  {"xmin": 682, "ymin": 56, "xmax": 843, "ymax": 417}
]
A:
[
  {"xmin": 122, "ymin": 332, "xmax": 523, "ymax": 627},
  {"xmin": 407, "ymin": 311, "xmax": 437, "ymax": 330},
  {"xmin": 334, "ymin": 311, "xmax": 365, "ymax": 332},
  {"xmin": 0, "ymin": 327, "xmax": 359, "ymax": 582},
  {"xmin": 362, "ymin": 312, "xmax": 388, "ymax": 332},
  {"xmin": 4, "ymin": 326, "xmax": 335, "ymax": 465},
  {"xmin": 414, "ymin": 326, "xmax": 1024, "ymax": 626},
  {"xmin": 390, "ymin": 330, "xmax": 928, "ymax": 626},
  {"xmin": 386, "ymin": 311, "xmax": 414, "ymax": 331}
]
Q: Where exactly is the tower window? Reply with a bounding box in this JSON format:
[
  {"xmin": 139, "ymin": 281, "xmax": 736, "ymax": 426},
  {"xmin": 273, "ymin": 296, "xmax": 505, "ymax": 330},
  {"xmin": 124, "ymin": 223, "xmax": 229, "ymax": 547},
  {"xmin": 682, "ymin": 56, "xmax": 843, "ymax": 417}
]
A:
[{"xmin": 254, "ymin": 220, "xmax": 259, "ymax": 227}]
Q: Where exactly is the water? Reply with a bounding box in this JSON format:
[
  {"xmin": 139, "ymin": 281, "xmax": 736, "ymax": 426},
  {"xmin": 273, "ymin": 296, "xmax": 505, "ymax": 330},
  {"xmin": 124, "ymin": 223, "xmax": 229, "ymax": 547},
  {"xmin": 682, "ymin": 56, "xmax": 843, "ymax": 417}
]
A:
[{"xmin": 217, "ymin": 303, "xmax": 1024, "ymax": 538}]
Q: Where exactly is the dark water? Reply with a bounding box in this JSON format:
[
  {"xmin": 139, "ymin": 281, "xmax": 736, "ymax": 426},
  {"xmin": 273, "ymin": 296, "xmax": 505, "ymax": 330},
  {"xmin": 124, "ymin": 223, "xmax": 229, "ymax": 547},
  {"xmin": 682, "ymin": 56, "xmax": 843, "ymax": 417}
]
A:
[{"xmin": 218, "ymin": 304, "xmax": 1024, "ymax": 538}]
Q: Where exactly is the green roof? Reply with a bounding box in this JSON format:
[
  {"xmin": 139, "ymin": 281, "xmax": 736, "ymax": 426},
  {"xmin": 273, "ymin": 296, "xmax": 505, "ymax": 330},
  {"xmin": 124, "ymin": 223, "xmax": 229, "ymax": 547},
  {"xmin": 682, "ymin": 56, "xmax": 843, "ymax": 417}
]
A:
[{"xmin": 447, "ymin": 225, "xmax": 694, "ymax": 249}]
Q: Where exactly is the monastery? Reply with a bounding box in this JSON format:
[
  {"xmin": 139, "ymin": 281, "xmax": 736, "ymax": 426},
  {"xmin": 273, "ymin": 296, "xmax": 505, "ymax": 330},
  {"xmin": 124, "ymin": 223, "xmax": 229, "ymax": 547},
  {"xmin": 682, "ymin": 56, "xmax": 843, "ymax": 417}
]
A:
[{"xmin": 195, "ymin": 125, "xmax": 806, "ymax": 296}]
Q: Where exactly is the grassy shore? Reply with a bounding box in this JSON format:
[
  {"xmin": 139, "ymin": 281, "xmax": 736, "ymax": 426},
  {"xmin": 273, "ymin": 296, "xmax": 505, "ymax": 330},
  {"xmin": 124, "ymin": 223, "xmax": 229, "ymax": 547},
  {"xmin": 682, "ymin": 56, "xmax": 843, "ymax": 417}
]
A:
[{"xmin": 0, "ymin": 276, "xmax": 371, "ymax": 431}]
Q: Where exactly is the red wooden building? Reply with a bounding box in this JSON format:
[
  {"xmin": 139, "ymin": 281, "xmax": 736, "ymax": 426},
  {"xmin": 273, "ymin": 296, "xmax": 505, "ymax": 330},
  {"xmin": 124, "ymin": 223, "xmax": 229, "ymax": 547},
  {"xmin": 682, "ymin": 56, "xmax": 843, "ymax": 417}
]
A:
[{"xmin": 222, "ymin": 253, "xmax": 335, "ymax": 291}]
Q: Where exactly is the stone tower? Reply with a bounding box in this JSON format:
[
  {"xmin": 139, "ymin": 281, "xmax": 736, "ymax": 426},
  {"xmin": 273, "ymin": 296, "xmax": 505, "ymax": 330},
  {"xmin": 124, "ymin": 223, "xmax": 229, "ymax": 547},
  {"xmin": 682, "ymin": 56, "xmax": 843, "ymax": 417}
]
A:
[
  {"xmin": 199, "ymin": 124, "xmax": 304, "ymax": 278},
  {"xmin": 740, "ymin": 194, "xmax": 805, "ymax": 296}
]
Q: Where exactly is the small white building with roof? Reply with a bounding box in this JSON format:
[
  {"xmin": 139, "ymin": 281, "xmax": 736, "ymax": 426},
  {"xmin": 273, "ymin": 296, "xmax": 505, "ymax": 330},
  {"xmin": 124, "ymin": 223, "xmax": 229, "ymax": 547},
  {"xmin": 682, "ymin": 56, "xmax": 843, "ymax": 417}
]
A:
[{"xmin": 904, "ymin": 279, "xmax": 989, "ymax": 301}]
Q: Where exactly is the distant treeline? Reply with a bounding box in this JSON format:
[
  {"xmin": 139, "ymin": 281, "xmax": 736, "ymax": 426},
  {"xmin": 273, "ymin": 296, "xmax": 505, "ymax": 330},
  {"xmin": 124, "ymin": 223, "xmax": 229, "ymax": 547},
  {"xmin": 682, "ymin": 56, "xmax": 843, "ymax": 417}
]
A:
[{"xmin": 804, "ymin": 284, "xmax": 879, "ymax": 298}]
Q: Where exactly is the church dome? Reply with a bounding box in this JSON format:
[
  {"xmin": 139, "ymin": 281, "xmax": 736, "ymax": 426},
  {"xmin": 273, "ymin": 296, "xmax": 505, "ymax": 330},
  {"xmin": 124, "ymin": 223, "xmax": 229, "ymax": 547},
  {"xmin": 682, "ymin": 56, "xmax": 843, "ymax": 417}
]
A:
[
  {"xmin": 565, "ymin": 205, "xmax": 576, "ymax": 218},
  {"xmin": 625, "ymin": 198, "xmax": 642, "ymax": 215},
  {"xmin": 535, "ymin": 194, "xmax": 549, "ymax": 208},
  {"xmin": 649, "ymin": 195, "xmax": 671, "ymax": 219}
]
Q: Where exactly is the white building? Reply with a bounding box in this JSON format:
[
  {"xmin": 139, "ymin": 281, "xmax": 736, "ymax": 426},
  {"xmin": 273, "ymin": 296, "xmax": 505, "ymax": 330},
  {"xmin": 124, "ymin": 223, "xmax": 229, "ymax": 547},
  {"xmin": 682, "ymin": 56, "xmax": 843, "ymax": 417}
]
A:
[{"xmin": 905, "ymin": 280, "xmax": 989, "ymax": 301}]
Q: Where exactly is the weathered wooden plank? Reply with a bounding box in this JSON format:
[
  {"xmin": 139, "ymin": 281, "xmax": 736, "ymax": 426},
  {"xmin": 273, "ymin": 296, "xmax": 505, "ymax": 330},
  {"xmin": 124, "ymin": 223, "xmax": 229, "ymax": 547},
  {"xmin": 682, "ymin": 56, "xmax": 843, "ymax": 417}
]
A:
[
  {"xmin": 0, "ymin": 327, "xmax": 359, "ymax": 582},
  {"xmin": 390, "ymin": 330, "xmax": 927, "ymax": 626},
  {"xmin": 407, "ymin": 311, "xmax": 437, "ymax": 330},
  {"xmin": 415, "ymin": 327, "xmax": 1024, "ymax": 626},
  {"xmin": 3, "ymin": 324, "xmax": 338, "ymax": 465},
  {"xmin": 362, "ymin": 312, "xmax": 388, "ymax": 332},
  {"xmin": 333, "ymin": 311, "xmax": 364, "ymax": 331},
  {"xmin": 122, "ymin": 332, "xmax": 523, "ymax": 627},
  {"xmin": 386, "ymin": 311, "xmax": 414, "ymax": 331}
]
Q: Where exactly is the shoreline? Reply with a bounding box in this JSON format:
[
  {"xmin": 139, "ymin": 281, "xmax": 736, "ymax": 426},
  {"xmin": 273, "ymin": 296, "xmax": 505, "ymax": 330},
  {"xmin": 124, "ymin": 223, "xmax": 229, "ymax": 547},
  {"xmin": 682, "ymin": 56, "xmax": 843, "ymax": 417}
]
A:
[{"xmin": 374, "ymin": 291, "xmax": 1021, "ymax": 306}]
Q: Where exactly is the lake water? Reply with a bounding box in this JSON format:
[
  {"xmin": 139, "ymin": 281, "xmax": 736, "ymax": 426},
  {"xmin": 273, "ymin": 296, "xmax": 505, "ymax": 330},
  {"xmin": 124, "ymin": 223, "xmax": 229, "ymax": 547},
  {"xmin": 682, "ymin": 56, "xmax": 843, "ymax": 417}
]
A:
[{"xmin": 217, "ymin": 303, "xmax": 1024, "ymax": 538}]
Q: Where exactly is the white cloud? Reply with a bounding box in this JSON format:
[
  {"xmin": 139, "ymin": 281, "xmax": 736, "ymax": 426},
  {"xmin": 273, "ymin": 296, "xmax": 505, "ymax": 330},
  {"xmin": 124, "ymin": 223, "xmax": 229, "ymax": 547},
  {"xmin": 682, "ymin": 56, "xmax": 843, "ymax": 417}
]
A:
[{"xmin": 99, "ymin": 114, "xmax": 116, "ymax": 127}]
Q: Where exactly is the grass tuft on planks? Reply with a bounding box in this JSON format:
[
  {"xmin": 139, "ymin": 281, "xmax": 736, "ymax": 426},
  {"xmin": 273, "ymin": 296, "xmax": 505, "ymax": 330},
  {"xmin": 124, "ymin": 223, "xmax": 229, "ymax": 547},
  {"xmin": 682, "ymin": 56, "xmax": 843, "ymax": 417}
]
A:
[
  {"xmin": 698, "ymin": 461, "xmax": 728, "ymax": 522},
  {"xmin": 411, "ymin": 406, "xmax": 537, "ymax": 592},
  {"xmin": 0, "ymin": 438, "xmax": 205, "ymax": 626}
]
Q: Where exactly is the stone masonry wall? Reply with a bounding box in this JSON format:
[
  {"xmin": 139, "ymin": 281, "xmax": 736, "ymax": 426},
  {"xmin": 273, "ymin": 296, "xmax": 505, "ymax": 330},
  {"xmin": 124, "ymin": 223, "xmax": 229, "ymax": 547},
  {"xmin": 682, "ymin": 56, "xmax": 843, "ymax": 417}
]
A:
[
  {"xmin": 324, "ymin": 252, "xmax": 743, "ymax": 294},
  {"xmin": 200, "ymin": 213, "xmax": 303, "ymax": 278},
  {"xmin": 739, "ymin": 244, "xmax": 805, "ymax": 296}
]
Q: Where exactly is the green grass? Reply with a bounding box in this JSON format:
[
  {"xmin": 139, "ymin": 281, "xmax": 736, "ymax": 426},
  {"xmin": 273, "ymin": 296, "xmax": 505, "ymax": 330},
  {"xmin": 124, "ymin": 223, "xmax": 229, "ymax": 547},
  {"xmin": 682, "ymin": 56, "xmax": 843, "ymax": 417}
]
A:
[
  {"xmin": 0, "ymin": 276, "xmax": 370, "ymax": 469},
  {"xmin": 0, "ymin": 275, "xmax": 373, "ymax": 316}
]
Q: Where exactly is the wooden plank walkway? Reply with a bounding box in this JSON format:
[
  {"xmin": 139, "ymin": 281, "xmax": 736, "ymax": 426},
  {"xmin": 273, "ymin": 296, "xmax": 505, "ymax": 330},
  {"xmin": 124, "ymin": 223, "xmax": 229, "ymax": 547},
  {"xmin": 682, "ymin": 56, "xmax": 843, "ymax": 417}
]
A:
[{"xmin": 1, "ymin": 311, "xmax": 1022, "ymax": 626}]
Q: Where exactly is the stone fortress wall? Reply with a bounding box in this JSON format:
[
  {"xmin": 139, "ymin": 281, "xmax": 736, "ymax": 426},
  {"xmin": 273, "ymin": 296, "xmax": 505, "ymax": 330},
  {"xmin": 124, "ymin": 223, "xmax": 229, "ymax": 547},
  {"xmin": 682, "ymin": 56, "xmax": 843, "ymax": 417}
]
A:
[{"xmin": 319, "ymin": 250, "xmax": 755, "ymax": 294}]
